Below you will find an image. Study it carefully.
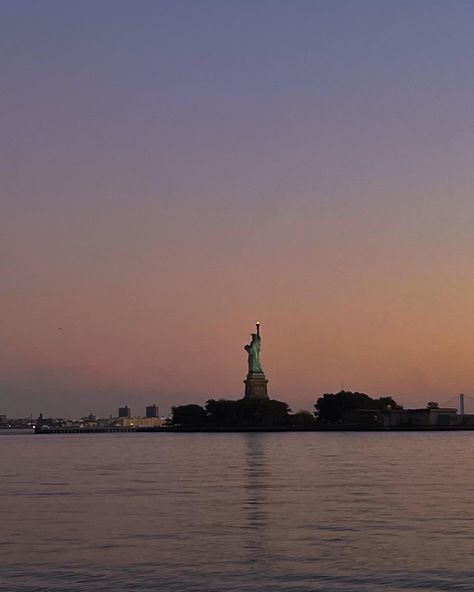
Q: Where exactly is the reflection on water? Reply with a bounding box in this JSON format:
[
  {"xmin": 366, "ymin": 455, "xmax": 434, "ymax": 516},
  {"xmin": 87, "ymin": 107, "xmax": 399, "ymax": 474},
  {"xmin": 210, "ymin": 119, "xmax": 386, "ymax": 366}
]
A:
[
  {"xmin": 2, "ymin": 431, "xmax": 474, "ymax": 591},
  {"xmin": 243, "ymin": 434, "xmax": 268, "ymax": 566}
]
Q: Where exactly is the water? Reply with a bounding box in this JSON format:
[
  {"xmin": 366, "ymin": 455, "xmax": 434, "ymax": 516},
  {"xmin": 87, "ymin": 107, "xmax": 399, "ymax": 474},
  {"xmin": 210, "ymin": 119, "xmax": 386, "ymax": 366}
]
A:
[{"xmin": 2, "ymin": 431, "xmax": 474, "ymax": 591}]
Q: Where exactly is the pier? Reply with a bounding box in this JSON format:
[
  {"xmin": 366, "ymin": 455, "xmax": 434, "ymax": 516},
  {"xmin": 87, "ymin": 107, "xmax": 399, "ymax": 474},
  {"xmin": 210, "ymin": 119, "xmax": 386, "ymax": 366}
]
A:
[{"xmin": 35, "ymin": 426, "xmax": 136, "ymax": 434}]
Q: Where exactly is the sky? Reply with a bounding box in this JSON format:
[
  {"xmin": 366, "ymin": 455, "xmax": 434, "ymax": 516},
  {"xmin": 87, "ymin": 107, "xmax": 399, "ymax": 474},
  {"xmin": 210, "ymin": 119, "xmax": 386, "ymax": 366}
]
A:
[{"xmin": 1, "ymin": 1, "xmax": 473, "ymax": 418}]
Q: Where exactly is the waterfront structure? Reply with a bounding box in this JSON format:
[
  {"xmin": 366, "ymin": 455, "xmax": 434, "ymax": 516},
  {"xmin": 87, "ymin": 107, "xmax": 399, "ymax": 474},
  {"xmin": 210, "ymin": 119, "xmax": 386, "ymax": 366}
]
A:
[
  {"xmin": 36, "ymin": 425, "xmax": 135, "ymax": 434},
  {"xmin": 117, "ymin": 416, "xmax": 163, "ymax": 428},
  {"xmin": 243, "ymin": 322, "xmax": 269, "ymax": 400},
  {"xmin": 383, "ymin": 407, "xmax": 458, "ymax": 427},
  {"xmin": 118, "ymin": 406, "xmax": 131, "ymax": 418}
]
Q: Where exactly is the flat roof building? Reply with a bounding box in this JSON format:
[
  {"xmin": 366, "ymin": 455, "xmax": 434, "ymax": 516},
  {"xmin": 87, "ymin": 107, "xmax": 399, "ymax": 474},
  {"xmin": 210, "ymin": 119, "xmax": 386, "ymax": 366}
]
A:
[
  {"xmin": 146, "ymin": 405, "xmax": 159, "ymax": 418},
  {"xmin": 118, "ymin": 406, "xmax": 131, "ymax": 418},
  {"xmin": 383, "ymin": 408, "xmax": 458, "ymax": 427}
]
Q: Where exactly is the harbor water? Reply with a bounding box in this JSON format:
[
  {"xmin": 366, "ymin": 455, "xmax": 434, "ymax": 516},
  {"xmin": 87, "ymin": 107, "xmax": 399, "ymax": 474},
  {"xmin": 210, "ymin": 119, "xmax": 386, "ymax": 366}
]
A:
[{"xmin": 1, "ymin": 431, "xmax": 473, "ymax": 591}]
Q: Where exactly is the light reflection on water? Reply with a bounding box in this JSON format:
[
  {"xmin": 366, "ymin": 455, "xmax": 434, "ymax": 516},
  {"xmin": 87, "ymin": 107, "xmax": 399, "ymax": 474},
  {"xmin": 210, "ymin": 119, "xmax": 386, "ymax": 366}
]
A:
[{"xmin": 1, "ymin": 431, "xmax": 474, "ymax": 591}]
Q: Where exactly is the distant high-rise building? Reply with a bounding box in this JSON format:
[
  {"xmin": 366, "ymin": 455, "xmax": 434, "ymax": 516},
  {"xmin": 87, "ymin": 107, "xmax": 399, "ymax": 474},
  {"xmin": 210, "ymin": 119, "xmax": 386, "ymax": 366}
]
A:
[
  {"xmin": 146, "ymin": 404, "xmax": 159, "ymax": 418},
  {"xmin": 118, "ymin": 406, "xmax": 131, "ymax": 418}
]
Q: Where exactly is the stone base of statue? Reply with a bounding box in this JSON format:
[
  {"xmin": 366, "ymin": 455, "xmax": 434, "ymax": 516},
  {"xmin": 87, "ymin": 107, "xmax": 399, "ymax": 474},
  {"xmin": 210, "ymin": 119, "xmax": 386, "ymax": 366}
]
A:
[{"xmin": 244, "ymin": 373, "xmax": 269, "ymax": 400}]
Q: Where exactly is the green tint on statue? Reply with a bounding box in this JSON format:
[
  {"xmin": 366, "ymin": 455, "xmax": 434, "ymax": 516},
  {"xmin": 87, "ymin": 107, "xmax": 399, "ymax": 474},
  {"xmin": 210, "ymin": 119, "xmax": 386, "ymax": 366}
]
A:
[
  {"xmin": 244, "ymin": 332, "xmax": 263, "ymax": 374},
  {"xmin": 243, "ymin": 322, "xmax": 269, "ymax": 399}
]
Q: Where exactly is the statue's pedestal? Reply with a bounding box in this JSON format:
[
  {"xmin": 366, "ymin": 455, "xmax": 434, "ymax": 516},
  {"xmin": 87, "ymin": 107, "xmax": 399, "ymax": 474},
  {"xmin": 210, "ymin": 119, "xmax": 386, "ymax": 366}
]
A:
[{"xmin": 244, "ymin": 373, "xmax": 269, "ymax": 400}]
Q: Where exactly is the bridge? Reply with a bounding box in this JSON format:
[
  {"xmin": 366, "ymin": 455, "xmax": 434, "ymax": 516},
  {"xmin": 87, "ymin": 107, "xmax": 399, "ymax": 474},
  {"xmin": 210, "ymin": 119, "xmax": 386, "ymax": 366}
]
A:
[{"xmin": 439, "ymin": 393, "xmax": 474, "ymax": 416}]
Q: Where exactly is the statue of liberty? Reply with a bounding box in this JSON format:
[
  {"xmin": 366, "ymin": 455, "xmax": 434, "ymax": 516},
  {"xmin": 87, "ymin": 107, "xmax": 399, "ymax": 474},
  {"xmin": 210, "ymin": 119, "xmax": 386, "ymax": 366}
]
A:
[
  {"xmin": 244, "ymin": 322, "xmax": 264, "ymax": 374},
  {"xmin": 243, "ymin": 321, "xmax": 269, "ymax": 399}
]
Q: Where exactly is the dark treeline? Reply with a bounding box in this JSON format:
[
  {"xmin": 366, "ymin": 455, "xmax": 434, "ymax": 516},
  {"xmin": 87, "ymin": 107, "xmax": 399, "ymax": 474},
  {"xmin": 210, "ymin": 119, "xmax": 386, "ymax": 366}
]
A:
[
  {"xmin": 171, "ymin": 391, "xmax": 401, "ymax": 428},
  {"xmin": 315, "ymin": 391, "xmax": 402, "ymax": 424},
  {"xmin": 171, "ymin": 399, "xmax": 299, "ymax": 428}
]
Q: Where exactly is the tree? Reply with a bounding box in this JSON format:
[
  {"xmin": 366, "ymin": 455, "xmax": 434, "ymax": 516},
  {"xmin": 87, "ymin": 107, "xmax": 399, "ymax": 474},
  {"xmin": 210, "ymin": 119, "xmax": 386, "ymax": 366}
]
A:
[
  {"xmin": 205, "ymin": 398, "xmax": 291, "ymax": 428},
  {"xmin": 378, "ymin": 396, "xmax": 402, "ymax": 410},
  {"xmin": 171, "ymin": 397, "xmax": 293, "ymax": 428},
  {"xmin": 290, "ymin": 410, "xmax": 316, "ymax": 427},
  {"xmin": 314, "ymin": 391, "xmax": 402, "ymax": 423},
  {"xmin": 171, "ymin": 404, "xmax": 207, "ymax": 427},
  {"xmin": 205, "ymin": 399, "xmax": 240, "ymax": 427}
]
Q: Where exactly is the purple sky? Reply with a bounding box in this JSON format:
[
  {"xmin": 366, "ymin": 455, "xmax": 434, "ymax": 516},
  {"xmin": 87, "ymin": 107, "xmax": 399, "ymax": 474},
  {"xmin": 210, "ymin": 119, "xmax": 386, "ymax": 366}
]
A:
[{"xmin": 1, "ymin": 1, "xmax": 473, "ymax": 417}]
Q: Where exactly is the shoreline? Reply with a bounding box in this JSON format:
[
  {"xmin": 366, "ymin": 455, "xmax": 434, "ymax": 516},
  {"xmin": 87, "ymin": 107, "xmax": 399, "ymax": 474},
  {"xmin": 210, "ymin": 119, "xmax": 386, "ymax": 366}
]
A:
[{"xmin": 32, "ymin": 425, "xmax": 474, "ymax": 434}]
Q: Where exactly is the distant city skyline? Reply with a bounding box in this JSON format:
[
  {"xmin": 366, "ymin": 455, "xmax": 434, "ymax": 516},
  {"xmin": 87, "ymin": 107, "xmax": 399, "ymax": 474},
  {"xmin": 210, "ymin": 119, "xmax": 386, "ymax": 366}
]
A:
[{"xmin": 1, "ymin": 1, "xmax": 474, "ymax": 417}]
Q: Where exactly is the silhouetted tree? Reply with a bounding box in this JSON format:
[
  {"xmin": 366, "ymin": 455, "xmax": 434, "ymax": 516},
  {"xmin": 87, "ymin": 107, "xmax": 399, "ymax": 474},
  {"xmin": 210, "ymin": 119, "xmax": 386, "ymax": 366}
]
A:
[
  {"xmin": 171, "ymin": 404, "xmax": 207, "ymax": 427},
  {"xmin": 378, "ymin": 396, "xmax": 401, "ymax": 410},
  {"xmin": 290, "ymin": 410, "xmax": 317, "ymax": 426},
  {"xmin": 171, "ymin": 398, "xmax": 293, "ymax": 428},
  {"xmin": 205, "ymin": 399, "xmax": 239, "ymax": 427},
  {"xmin": 206, "ymin": 398, "xmax": 291, "ymax": 428},
  {"xmin": 314, "ymin": 391, "xmax": 402, "ymax": 423}
]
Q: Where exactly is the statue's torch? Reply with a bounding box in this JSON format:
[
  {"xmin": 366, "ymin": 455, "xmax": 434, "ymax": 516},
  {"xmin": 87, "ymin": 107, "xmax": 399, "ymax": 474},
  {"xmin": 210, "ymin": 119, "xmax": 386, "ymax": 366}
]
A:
[{"xmin": 256, "ymin": 321, "xmax": 260, "ymax": 337}]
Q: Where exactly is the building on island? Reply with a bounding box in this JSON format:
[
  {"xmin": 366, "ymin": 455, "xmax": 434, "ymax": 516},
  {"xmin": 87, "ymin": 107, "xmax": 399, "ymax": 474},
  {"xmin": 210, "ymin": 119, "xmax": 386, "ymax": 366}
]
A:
[
  {"xmin": 146, "ymin": 404, "xmax": 159, "ymax": 418},
  {"xmin": 116, "ymin": 405, "xmax": 163, "ymax": 428},
  {"xmin": 118, "ymin": 406, "xmax": 131, "ymax": 418},
  {"xmin": 116, "ymin": 416, "xmax": 163, "ymax": 428},
  {"xmin": 382, "ymin": 407, "xmax": 458, "ymax": 427}
]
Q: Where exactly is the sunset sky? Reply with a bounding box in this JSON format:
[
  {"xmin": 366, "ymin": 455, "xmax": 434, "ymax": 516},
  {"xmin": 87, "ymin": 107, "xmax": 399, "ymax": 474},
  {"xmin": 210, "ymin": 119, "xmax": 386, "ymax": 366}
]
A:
[{"xmin": 1, "ymin": 1, "xmax": 473, "ymax": 417}]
